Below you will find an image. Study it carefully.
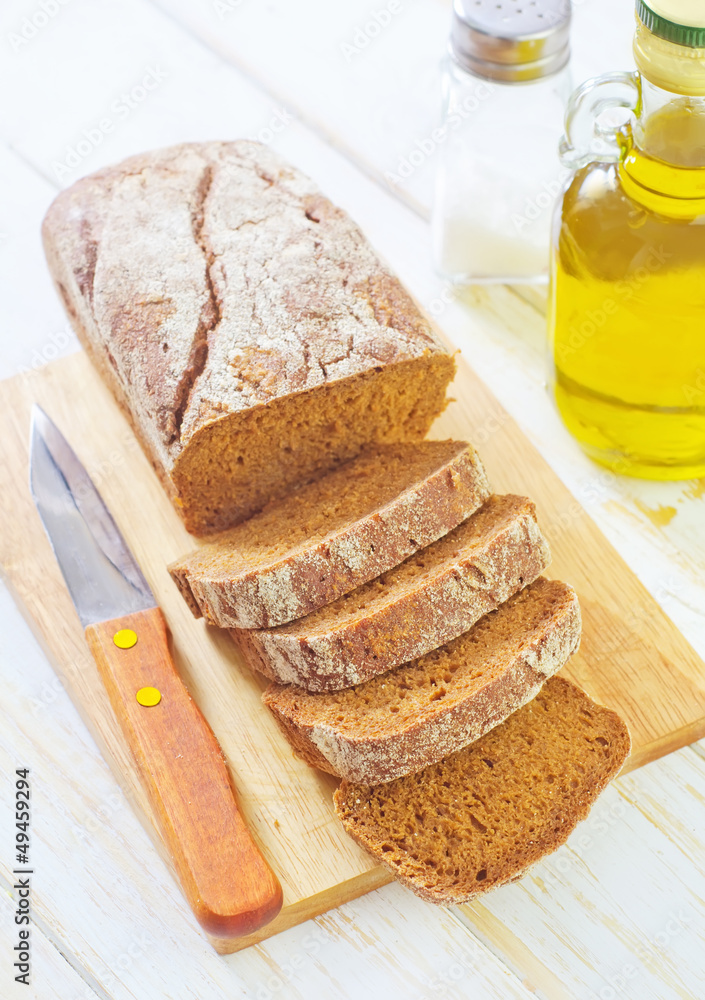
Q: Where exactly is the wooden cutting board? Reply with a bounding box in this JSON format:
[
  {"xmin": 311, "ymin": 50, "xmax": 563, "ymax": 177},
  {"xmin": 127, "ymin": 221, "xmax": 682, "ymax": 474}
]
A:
[{"xmin": 2, "ymin": 350, "xmax": 704, "ymax": 954}]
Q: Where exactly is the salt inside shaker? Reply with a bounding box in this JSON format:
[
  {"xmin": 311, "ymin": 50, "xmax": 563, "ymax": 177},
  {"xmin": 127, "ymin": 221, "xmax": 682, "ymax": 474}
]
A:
[{"xmin": 432, "ymin": 0, "xmax": 572, "ymax": 283}]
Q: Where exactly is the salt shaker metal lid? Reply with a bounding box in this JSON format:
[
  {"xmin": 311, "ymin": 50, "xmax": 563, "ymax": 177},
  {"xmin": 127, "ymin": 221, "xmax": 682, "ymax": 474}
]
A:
[{"xmin": 450, "ymin": 0, "xmax": 571, "ymax": 82}]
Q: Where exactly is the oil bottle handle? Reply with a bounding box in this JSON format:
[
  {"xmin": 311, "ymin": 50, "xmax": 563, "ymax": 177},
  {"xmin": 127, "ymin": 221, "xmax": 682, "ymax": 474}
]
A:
[{"xmin": 559, "ymin": 71, "xmax": 641, "ymax": 170}]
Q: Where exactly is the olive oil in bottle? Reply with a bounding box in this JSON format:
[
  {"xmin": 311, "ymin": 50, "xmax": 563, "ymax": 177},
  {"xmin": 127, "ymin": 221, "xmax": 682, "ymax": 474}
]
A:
[{"xmin": 549, "ymin": 0, "xmax": 705, "ymax": 478}]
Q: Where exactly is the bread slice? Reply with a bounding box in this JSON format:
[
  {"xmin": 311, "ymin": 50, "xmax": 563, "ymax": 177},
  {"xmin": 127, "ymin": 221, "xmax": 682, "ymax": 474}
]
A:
[
  {"xmin": 169, "ymin": 440, "xmax": 490, "ymax": 628},
  {"xmin": 43, "ymin": 141, "xmax": 455, "ymax": 536},
  {"xmin": 263, "ymin": 577, "xmax": 581, "ymax": 783},
  {"xmin": 233, "ymin": 494, "xmax": 551, "ymax": 691},
  {"xmin": 333, "ymin": 676, "xmax": 630, "ymax": 903}
]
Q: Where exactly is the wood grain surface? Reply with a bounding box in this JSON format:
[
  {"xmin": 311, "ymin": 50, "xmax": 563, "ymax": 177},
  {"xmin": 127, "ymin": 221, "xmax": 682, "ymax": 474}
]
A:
[
  {"xmin": 1, "ymin": 348, "xmax": 703, "ymax": 953},
  {"xmin": 2, "ymin": 0, "xmax": 705, "ymax": 992}
]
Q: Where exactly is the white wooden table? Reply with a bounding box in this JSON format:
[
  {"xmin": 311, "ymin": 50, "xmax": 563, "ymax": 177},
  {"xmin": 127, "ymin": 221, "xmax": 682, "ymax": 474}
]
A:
[{"xmin": 2, "ymin": 1, "xmax": 705, "ymax": 997}]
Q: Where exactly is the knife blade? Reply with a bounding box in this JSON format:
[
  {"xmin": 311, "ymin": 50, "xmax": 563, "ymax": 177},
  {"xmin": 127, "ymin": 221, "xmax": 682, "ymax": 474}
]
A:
[{"xmin": 29, "ymin": 405, "xmax": 283, "ymax": 939}]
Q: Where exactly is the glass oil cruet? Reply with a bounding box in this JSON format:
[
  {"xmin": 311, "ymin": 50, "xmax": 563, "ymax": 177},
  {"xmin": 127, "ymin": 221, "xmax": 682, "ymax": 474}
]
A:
[{"xmin": 549, "ymin": 0, "xmax": 705, "ymax": 479}]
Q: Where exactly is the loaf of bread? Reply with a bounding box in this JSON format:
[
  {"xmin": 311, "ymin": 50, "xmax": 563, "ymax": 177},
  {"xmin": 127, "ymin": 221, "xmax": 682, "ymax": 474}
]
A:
[
  {"xmin": 263, "ymin": 578, "xmax": 581, "ymax": 782},
  {"xmin": 333, "ymin": 676, "xmax": 631, "ymax": 903},
  {"xmin": 42, "ymin": 141, "xmax": 456, "ymax": 535},
  {"xmin": 170, "ymin": 440, "xmax": 490, "ymax": 629},
  {"xmin": 233, "ymin": 494, "xmax": 551, "ymax": 691}
]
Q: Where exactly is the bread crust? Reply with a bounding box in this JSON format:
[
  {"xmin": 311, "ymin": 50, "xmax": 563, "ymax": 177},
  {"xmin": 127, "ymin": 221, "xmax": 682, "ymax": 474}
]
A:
[
  {"xmin": 333, "ymin": 677, "xmax": 631, "ymax": 903},
  {"xmin": 235, "ymin": 494, "xmax": 551, "ymax": 691},
  {"xmin": 263, "ymin": 579, "xmax": 582, "ymax": 783},
  {"xmin": 42, "ymin": 141, "xmax": 455, "ymax": 534},
  {"xmin": 171, "ymin": 441, "xmax": 491, "ymax": 629}
]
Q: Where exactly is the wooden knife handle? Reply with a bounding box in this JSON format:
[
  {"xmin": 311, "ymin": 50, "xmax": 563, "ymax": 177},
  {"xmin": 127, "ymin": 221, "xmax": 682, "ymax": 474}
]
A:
[{"xmin": 85, "ymin": 607, "xmax": 283, "ymax": 938}]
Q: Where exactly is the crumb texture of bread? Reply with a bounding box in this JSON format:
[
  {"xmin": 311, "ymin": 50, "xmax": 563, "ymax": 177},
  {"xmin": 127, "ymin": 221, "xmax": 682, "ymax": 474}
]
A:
[
  {"xmin": 236, "ymin": 494, "xmax": 551, "ymax": 691},
  {"xmin": 263, "ymin": 577, "xmax": 581, "ymax": 782},
  {"xmin": 170, "ymin": 440, "xmax": 490, "ymax": 628},
  {"xmin": 42, "ymin": 140, "xmax": 455, "ymax": 535},
  {"xmin": 333, "ymin": 676, "xmax": 631, "ymax": 904}
]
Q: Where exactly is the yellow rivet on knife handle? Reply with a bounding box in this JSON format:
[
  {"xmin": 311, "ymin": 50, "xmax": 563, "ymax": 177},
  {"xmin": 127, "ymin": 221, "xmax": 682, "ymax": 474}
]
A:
[
  {"xmin": 136, "ymin": 686, "xmax": 162, "ymax": 707},
  {"xmin": 113, "ymin": 628, "xmax": 138, "ymax": 649}
]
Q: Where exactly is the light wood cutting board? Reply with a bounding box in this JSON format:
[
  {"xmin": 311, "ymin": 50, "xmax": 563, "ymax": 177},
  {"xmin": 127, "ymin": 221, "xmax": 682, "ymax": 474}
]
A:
[{"xmin": 1, "ymin": 350, "xmax": 704, "ymax": 953}]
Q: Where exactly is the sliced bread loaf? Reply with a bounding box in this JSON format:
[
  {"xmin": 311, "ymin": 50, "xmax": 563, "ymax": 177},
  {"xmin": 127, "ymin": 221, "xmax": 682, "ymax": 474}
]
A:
[
  {"xmin": 233, "ymin": 494, "xmax": 551, "ymax": 691},
  {"xmin": 169, "ymin": 440, "xmax": 490, "ymax": 629},
  {"xmin": 262, "ymin": 577, "xmax": 581, "ymax": 783},
  {"xmin": 43, "ymin": 141, "xmax": 455, "ymax": 536},
  {"xmin": 333, "ymin": 676, "xmax": 631, "ymax": 903}
]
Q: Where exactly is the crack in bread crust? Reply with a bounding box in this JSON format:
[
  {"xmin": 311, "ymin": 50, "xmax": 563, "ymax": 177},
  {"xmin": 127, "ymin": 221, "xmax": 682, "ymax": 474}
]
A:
[
  {"xmin": 170, "ymin": 164, "xmax": 220, "ymax": 444},
  {"xmin": 42, "ymin": 141, "xmax": 455, "ymax": 534}
]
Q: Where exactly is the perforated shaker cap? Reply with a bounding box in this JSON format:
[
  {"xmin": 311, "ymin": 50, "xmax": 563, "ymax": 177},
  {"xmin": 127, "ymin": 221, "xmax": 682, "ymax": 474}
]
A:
[{"xmin": 450, "ymin": 0, "xmax": 571, "ymax": 82}]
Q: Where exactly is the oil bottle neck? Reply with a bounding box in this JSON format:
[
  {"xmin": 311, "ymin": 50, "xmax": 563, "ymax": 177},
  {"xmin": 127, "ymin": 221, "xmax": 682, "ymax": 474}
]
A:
[
  {"xmin": 632, "ymin": 78, "xmax": 705, "ymax": 167},
  {"xmin": 634, "ymin": 12, "xmax": 705, "ymax": 96},
  {"xmin": 618, "ymin": 74, "xmax": 705, "ymax": 216}
]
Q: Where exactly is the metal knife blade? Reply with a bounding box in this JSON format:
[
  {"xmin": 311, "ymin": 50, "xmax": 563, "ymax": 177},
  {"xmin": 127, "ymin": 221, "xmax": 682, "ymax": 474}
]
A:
[
  {"xmin": 27, "ymin": 404, "xmax": 283, "ymax": 938},
  {"xmin": 29, "ymin": 405, "xmax": 155, "ymax": 626}
]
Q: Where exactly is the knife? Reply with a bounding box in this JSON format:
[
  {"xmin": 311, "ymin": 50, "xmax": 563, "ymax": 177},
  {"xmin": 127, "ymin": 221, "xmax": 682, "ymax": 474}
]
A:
[{"xmin": 29, "ymin": 405, "xmax": 283, "ymax": 938}]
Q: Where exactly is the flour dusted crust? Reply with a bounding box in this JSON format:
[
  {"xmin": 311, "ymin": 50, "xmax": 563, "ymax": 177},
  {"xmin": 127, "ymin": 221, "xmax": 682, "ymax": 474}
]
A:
[
  {"xmin": 170, "ymin": 441, "xmax": 491, "ymax": 629},
  {"xmin": 42, "ymin": 141, "xmax": 455, "ymax": 534},
  {"xmin": 234, "ymin": 495, "xmax": 552, "ymax": 692},
  {"xmin": 263, "ymin": 578, "xmax": 582, "ymax": 783}
]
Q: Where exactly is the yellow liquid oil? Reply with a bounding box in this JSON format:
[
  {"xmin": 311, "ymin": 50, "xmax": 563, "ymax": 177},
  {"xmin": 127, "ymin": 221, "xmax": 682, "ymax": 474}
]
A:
[{"xmin": 549, "ymin": 102, "xmax": 705, "ymax": 478}]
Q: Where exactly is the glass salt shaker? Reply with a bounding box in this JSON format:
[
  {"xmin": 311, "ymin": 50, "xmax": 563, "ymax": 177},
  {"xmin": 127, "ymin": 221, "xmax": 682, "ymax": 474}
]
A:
[{"xmin": 432, "ymin": 0, "xmax": 573, "ymax": 283}]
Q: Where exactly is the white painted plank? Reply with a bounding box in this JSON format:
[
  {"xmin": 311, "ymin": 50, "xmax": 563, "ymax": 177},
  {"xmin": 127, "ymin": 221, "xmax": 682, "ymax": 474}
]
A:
[
  {"xmin": 0, "ymin": 0, "xmax": 297, "ymax": 187},
  {"xmin": 458, "ymin": 762, "xmax": 705, "ymax": 1000},
  {"xmin": 0, "ymin": 143, "xmax": 78, "ymax": 380},
  {"xmin": 0, "ymin": 890, "xmax": 101, "ymax": 1000},
  {"xmin": 234, "ymin": 884, "xmax": 536, "ymax": 1000},
  {"xmin": 1, "ymin": 0, "xmax": 703, "ymax": 654},
  {"xmin": 137, "ymin": 0, "xmax": 705, "ymax": 644},
  {"xmin": 0, "ymin": 0, "xmax": 705, "ymax": 651},
  {"xmin": 617, "ymin": 745, "xmax": 705, "ymax": 866},
  {"xmin": 145, "ymin": 0, "xmax": 636, "ymax": 214},
  {"xmin": 0, "ymin": 579, "xmax": 534, "ymax": 999},
  {"xmin": 2, "ymin": 1, "xmax": 705, "ymax": 997}
]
